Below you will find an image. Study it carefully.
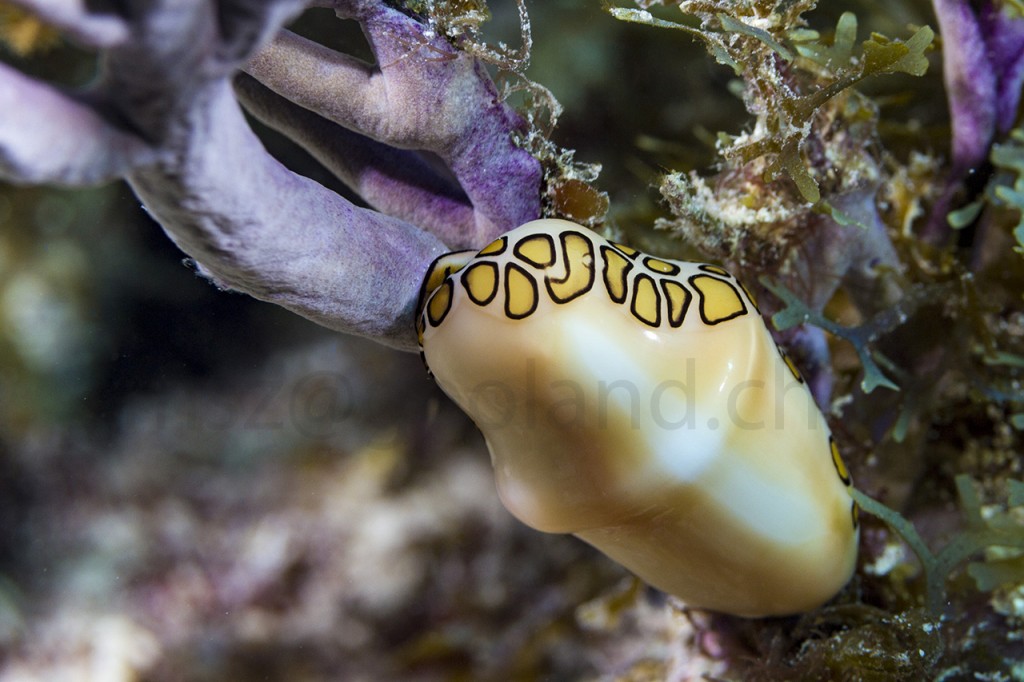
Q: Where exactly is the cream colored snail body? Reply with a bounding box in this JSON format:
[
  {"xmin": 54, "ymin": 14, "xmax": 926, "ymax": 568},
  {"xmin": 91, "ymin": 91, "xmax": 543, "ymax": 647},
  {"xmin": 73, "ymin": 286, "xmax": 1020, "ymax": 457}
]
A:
[{"xmin": 416, "ymin": 219, "xmax": 858, "ymax": 617}]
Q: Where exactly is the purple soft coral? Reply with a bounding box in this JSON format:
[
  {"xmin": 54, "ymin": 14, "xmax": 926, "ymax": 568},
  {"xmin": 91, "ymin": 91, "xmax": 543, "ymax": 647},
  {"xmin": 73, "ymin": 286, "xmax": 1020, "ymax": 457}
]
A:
[
  {"xmin": 933, "ymin": 0, "xmax": 1024, "ymax": 173},
  {"xmin": 923, "ymin": 0, "xmax": 1024, "ymax": 244},
  {"xmin": 0, "ymin": 0, "xmax": 542, "ymax": 350}
]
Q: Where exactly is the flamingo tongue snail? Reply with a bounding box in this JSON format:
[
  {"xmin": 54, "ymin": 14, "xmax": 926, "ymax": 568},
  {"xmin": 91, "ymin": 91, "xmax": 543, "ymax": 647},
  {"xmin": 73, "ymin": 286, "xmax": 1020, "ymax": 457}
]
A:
[{"xmin": 416, "ymin": 219, "xmax": 858, "ymax": 618}]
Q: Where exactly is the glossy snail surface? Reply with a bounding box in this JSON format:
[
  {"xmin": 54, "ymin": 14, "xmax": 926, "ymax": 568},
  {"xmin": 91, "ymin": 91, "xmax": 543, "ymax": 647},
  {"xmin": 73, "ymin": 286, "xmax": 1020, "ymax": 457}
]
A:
[{"xmin": 416, "ymin": 218, "xmax": 858, "ymax": 617}]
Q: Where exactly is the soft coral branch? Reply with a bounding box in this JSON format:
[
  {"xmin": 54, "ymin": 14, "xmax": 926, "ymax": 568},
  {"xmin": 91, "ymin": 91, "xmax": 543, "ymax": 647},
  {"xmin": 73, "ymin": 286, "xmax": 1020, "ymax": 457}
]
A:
[
  {"xmin": 244, "ymin": 0, "xmax": 541, "ymax": 247},
  {"xmin": 933, "ymin": 0, "xmax": 1024, "ymax": 172},
  {"xmin": 0, "ymin": 61, "xmax": 156, "ymax": 183},
  {"xmin": 0, "ymin": 0, "xmax": 544, "ymax": 349},
  {"xmin": 927, "ymin": 0, "xmax": 1024, "ymax": 242},
  {"xmin": 234, "ymin": 73, "xmax": 477, "ymax": 244},
  {"xmin": 126, "ymin": 79, "xmax": 446, "ymax": 348}
]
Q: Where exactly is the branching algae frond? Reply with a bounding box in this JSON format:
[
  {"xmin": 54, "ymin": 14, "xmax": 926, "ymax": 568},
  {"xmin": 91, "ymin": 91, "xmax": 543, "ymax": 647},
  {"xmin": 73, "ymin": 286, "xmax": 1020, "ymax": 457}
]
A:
[
  {"xmin": 606, "ymin": 0, "xmax": 935, "ymax": 410},
  {"xmin": 853, "ymin": 477, "xmax": 1024, "ymax": 614},
  {"xmin": 761, "ymin": 276, "xmax": 903, "ymax": 394},
  {"xmin": 607, "ymin": 1, "xmax": 931, "ymax": 269},
  {"xmin": 988, "ymin": 128, "xmax": 1024, "ymax": 260}
]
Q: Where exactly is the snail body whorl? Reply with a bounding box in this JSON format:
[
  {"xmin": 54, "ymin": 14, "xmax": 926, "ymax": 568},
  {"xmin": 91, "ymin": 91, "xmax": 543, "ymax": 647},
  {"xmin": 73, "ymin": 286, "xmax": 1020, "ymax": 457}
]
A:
[{"xmin": 417, "ymin": 219, "xmax": 858, "ymax": 617}]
